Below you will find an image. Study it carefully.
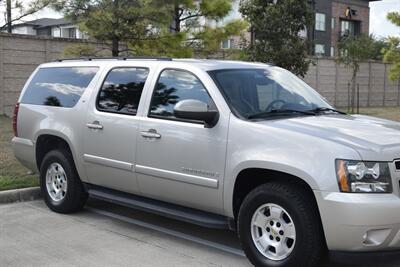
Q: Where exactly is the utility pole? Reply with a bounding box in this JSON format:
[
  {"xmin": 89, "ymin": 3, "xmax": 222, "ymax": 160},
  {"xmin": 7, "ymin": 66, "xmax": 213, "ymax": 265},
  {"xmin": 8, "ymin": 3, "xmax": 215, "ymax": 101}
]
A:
[{"xmin": 6, "ymin": 0, "xmax": 12, "ymax": 33}]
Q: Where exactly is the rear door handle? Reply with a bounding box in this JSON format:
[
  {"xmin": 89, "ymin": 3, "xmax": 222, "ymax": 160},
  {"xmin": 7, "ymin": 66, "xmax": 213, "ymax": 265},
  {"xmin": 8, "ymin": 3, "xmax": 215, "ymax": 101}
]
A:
[
  {"xmin": 140, "ymin": 129, "xmax": 161, "ymax": 139},
  {"xmin": 87, "ymin": 121, "xmax": 103, "ymax": 130}
]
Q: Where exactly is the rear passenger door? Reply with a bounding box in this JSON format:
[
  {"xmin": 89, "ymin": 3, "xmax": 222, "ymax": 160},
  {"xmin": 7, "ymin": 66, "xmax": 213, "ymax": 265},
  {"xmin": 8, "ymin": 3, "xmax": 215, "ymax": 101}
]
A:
[{"xmin": 83, "ymin": 67, "xmax": 150, "ymax": 194}]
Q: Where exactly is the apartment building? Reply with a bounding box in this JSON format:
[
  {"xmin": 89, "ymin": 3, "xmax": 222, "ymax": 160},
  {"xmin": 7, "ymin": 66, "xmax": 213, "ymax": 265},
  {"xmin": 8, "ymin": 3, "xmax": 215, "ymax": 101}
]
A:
[
  {"xmin": 224, "ymin": 0, "xmax": 379, "ymax": 57},
  {"xmin": 311, "ymin": 0, "xmax": 379, "ymax": 57}
]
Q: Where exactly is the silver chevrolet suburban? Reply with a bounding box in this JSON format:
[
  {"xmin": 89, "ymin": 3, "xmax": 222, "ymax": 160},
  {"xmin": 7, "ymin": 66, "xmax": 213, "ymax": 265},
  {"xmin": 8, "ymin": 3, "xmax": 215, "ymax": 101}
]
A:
[{"xmin": 12, "ymin": 57, "xmax": 400, "ymax": 267}]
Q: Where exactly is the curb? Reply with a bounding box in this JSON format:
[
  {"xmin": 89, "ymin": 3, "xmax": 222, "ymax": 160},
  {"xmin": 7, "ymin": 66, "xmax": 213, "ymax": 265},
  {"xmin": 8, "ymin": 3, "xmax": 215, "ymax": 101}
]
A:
[{"xmin": 0, "ymin": 187, "xmax": 41, "ymax": 204}]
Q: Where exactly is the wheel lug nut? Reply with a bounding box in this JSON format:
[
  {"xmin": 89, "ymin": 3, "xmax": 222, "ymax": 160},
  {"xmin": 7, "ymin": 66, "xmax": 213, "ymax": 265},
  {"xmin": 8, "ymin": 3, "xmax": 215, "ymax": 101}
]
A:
[
  {"xmin": 276, "ymin": 237, "xmax": 281, "ymax": 242},
  {"xmin": 269, "ymin": 235, "xmax": 273, "ymax": 240},
  {"xmin": 276, "ymin": 222, "xmax": 281, "ymax": 227},
  {"xmin": 279, "ymin": 230, "xmax": 284, "ymax": 235},
  {"xmin": 270, "ymin": 221, "xmax": 274, "ymax": 226},
  {"xmin": 266, "ymin": 227, "xmax": 270, "ymax": 232}
]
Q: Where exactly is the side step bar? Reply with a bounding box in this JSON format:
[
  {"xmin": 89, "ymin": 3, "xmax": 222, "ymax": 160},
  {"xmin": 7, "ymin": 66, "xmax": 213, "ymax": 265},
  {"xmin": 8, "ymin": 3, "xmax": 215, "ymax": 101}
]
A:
[{"xmin": 85, "ymin": 184, "xmax": 234, "ymax": 230}]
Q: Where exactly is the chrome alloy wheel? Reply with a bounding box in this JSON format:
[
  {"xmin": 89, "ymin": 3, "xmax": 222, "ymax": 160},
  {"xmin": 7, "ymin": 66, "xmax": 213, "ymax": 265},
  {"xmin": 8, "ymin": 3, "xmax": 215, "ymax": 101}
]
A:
[
  {"xmin": 250, "ymin": 203, "xmax": 296, "ymax": 261},
  {"xmin": 46, "ymin": 163, "xmax": 68, "ymax": 202}
]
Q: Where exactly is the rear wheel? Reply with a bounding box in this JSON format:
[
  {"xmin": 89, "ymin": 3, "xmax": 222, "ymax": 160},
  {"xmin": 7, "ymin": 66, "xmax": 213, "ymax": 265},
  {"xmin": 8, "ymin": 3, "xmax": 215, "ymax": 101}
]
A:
[
  {"xmin": 40, "ymin": 149, "xmax": 88, "ymax": 213},
  {"xmin": 238, "ymin": 182, "xmax": 324, "ymax": 267}
]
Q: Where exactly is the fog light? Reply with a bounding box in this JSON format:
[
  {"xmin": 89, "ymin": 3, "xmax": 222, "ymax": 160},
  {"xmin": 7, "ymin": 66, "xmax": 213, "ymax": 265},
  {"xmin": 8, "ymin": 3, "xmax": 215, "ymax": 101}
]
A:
[{"xmin": 362, "ymin": 229, "xmax": 391, "ymax": 246}]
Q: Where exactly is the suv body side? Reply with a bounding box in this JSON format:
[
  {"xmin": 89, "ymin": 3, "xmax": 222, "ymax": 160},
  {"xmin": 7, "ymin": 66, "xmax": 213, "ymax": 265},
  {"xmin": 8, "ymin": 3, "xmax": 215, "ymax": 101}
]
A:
[
  {"xmin": 13, "ymin": 60, "xmax": 361, "ymax": 218},
  {"xmin": 14, "ymin": 59, "xmax": 400, "ymax": 264}
]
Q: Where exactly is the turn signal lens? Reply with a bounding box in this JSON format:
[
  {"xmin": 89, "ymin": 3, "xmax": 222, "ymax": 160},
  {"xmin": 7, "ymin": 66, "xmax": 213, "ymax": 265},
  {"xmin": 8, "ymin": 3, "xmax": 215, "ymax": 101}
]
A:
[{"xmin": 337, "ymin": 160, "xmax": 349, "ymax": 192}]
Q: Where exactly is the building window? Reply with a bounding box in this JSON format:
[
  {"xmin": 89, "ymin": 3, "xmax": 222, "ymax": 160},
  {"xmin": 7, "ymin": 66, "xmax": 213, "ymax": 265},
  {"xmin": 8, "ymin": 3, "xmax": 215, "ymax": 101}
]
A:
[
  {"xmin": 330, "ymin": 46, "xmax": 335, "ymax": 57},
  {"xmin": 315, "ymin": 44, "xmax": 325, "ymax": 56},
  {"xmin": 221, "ymin": 39, "xmax": 233, "ymax": 49},
  {"xmin": 340, "ymin": 20, "xmax": 360, "ymax": 37},
  {"xmin": 341, "ymin": 20, "xmax": 351, "ymax": 36},
  {"xmin": 331, "ymin": 17, "xmax": 335, "ymax": 29},
  {"xmin": 68, "ymin": 28, "xmax": 76, "ymax": 38},
  {"xmin": 315, "ymin": 13, "xmax": 326, "ymax": 31},
  {"xmin": 53, "ymin": 28, "xmax": 61, "ymax": 38}
]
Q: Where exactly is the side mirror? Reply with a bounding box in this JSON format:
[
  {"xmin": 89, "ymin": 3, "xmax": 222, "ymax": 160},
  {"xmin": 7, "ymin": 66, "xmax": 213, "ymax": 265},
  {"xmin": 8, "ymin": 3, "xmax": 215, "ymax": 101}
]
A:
[{"xmin": 173, "ymin": 99, "xmax": 219, "ymax": 128}]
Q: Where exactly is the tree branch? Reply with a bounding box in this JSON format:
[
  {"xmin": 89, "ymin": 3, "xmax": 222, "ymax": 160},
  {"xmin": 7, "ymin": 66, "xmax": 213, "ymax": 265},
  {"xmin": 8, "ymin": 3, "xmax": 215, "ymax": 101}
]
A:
[
  {"xmin": 180, "ymin": 12, "xmax": 201, "ymax": 22},
  {"xmin": 0, "ymin": 2, "xmax": 50, "ymax": 31}
]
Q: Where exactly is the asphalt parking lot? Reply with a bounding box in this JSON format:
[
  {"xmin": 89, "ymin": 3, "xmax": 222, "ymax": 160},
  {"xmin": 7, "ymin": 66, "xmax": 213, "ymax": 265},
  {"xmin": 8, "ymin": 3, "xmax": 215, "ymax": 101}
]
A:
[{"xmin": 1, "ymin": 199, "xmax": 400, "ymax": 267}]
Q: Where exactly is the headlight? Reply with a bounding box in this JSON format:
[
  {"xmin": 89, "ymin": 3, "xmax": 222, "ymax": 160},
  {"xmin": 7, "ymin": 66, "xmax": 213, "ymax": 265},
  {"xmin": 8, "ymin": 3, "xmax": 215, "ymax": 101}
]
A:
[{"xmin": 336, "ymin": 159, "xmax": 392, "ymax": 193}]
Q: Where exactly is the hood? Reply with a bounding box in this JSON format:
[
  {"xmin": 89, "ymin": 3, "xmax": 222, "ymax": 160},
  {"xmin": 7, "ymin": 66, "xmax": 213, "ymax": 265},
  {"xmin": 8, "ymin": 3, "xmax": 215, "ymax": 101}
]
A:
[{"xmin": 255, "ymin": 114, "xmax": 400, "ymax": 161}]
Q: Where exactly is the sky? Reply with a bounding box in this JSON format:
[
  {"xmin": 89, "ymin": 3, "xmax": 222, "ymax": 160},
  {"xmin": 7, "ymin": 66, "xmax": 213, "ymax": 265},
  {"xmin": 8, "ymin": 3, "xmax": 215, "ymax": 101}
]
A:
[
  {"xmin": 369, "ymin": 0, "xmax": 400, "ymax": 38},
  {"xmin": 1, "ymin": 0, "xmax": 399, "ymax": 38}
]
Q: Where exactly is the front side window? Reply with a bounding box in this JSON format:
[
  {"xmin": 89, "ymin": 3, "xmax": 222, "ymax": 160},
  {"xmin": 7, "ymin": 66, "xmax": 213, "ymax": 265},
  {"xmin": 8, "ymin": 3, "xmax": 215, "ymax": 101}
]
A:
[
  {"xmin": 209, "ymin": 68, "xmax": 332, "ymax": 119},
  {"xmin": 21, "ymin": 67, "xmax": 98, "ymax": 107},
  {"xmin": 149, "ymin": 69, "xmax": 213, "ymax": 120},
  {"xmin": 97, "ymin": 67, "xmax": 149, "ymax": 115},
  {"xmin": 315, "ymin": 13, "xmax": 326, "ymax": 31}
]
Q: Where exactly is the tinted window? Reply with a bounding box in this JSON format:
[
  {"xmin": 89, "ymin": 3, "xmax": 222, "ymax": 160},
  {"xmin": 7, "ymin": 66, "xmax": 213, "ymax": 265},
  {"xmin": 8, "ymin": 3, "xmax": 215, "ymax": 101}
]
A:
[
  {"xmin": 97, "ymin": 68, "xmax": 149, "ymax": 115},
  {"xmin": 149, "ymin": 69, "xmax": 213, "ymax": 119},
  {"xmin": 21, "ymin": 67, "xmax": 98, "ymax": 107},
  {"xmin": 209, "ymin": 68, "xmax": 331, "ymax": 118}
]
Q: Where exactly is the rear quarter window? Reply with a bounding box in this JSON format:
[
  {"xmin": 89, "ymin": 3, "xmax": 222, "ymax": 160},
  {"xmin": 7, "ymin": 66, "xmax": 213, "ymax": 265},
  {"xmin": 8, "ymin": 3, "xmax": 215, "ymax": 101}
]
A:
[{"xmin": 21, "ymin": 67, "xmax": 98, "ymax": 108}]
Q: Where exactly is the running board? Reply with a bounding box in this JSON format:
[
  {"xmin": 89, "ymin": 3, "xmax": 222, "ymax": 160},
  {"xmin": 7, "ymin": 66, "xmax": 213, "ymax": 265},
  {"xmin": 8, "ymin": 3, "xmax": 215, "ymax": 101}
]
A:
[{"xmin": 85, "ymin": 184, "xmax": 233, "ymax": 230}]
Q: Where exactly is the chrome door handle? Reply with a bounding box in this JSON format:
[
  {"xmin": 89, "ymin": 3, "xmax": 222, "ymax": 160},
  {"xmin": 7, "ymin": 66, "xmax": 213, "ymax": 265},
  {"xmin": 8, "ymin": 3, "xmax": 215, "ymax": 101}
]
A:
[
  {"xmin": 86, "ymin": 121, "xmax": 103, "ymax": 130},
  {"xmin": 140, "ymin": 129, "xmax": 161, "ymax": 139}
]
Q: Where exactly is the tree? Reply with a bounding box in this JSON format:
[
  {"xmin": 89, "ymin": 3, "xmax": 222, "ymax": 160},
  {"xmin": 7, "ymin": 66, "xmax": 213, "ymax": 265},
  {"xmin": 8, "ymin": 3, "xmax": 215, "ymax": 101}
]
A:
[
  {"xmin": 0, "ymin": 0, "xmax": 53, "ymax": 32},
  {"xmin": 383, "ymin": 12, "xmax": 400, "ymax": 81},
  {"xmin": 371, "ymin": 36, "xmax": 390, "ymax": 61},
  {"xmin": 133, "ymin": 0, "xmax": 247, "ymax": 57},
  {"xmin": 338, "ymin": 34, "xmax": 376, "ymax": 113},
  {"xmin": 53, "ymin": 0, "xmax": 169, "ymax": 56},
  {"xmin": 239, "ymin": 0, "xmax": 313, "ymax": 77}
]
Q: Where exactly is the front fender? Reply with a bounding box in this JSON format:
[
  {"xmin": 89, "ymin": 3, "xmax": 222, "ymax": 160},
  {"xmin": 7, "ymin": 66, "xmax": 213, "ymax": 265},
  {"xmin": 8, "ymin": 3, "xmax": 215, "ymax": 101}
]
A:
[
  {"xmin": 222, "ymin": 116, "xmax": 361, "ymax": 217},
  {"xmin": 223, "ymin": 161, "xmax": 318, "ymax": 218}
]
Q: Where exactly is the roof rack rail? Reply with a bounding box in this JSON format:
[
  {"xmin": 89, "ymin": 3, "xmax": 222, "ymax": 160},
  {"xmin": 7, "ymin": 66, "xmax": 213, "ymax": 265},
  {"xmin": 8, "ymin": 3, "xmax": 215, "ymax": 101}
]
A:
[{"xmin": 55, "ymin": 56, "xmax": 173, "ymax": 62}]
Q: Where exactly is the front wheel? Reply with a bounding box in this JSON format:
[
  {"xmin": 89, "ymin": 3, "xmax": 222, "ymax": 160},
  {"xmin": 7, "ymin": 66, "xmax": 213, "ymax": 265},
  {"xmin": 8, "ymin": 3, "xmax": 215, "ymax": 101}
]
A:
[
  {"xmin": 40, "ymin": 149, "xmax": 88, "ymax": 213},
  {"xmin": 238, "ymin": 182, "xmax": 324, "ymax": 267}
]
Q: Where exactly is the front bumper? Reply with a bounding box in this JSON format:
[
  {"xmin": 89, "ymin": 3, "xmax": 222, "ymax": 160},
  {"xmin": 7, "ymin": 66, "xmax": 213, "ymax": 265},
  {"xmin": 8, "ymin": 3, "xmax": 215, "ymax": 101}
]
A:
[{"xmin": 315, "ymin": 190, "xmax": 400, "ymax": 252}]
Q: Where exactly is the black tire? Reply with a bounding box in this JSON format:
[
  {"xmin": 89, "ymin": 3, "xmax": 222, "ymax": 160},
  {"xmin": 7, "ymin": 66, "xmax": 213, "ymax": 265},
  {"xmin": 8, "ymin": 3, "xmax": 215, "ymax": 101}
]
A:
[
  {"xmin": 40, "ymin": 149, "xmax": 88, "ymax": 213},
  {"xmin": 238, "ymin": 182, "xmax": 324, "ymax": 267}
]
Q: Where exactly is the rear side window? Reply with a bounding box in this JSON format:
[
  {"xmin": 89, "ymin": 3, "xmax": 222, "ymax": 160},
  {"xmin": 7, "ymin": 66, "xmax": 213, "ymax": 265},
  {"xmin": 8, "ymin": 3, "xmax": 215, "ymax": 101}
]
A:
[
  {"xmin": 97, "ymin": 67, "xmax": 149, "ymax": 115},
  {"xmin": 21, "ymin": 67, "xmax": 98, "ymax": 107}
]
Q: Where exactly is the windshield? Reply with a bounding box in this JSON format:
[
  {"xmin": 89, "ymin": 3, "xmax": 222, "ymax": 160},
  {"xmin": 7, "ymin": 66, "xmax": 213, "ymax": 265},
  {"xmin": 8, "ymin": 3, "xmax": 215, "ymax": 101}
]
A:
[{"xmin": 209, "ymin": 67, "xmax": 333, "ymax": 119}]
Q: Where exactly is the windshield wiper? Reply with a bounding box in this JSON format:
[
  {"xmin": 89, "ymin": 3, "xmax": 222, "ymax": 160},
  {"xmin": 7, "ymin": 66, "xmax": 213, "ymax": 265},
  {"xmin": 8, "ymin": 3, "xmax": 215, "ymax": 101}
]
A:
[
  {"xmin": 308, "ymin": 107, "xmax": 346, "ymax": 115},
  {"xmin": 247, "ymin": 109, "xmax": 316, "ymax": 119}
]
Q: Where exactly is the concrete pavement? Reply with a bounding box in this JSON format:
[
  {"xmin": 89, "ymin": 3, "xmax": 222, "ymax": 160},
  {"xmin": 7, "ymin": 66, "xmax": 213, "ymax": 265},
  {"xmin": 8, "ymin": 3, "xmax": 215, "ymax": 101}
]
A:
[
  {"xmin": 0, "ymin": 200, "xmax": 249, "ymax": 267},
  {"xmin": 1, "ymin": 199, "xmax": 399, "ymax": 267}
]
